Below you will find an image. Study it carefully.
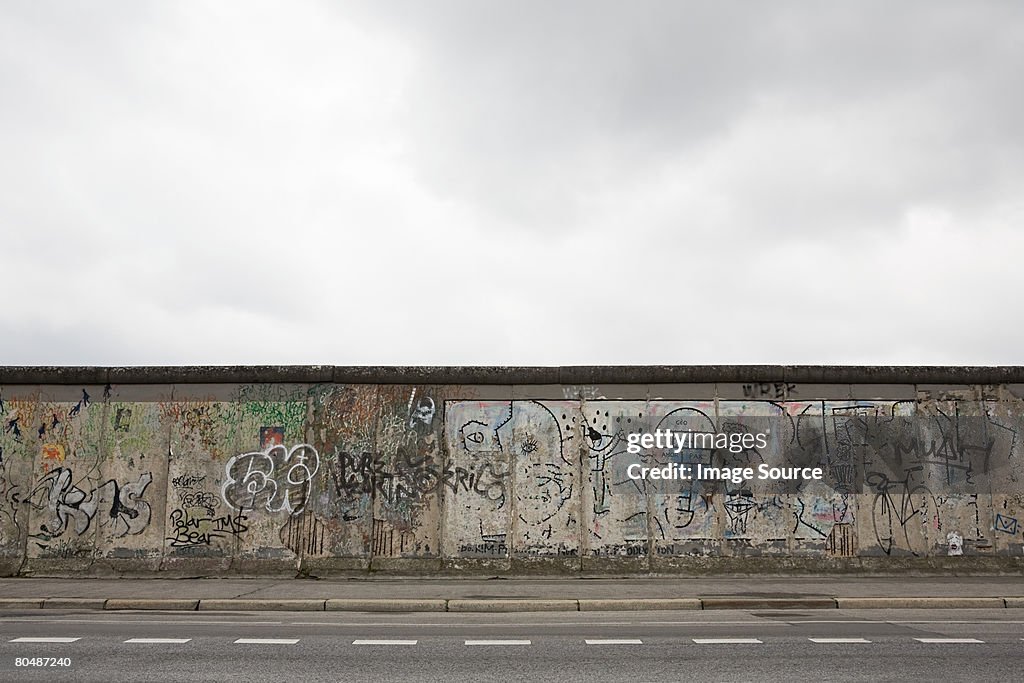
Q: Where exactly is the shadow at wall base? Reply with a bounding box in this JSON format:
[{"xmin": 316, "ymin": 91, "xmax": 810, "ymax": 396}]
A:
[{"xmin": 7, "ymin": 556, "xmax": 1024, "ymax": 578}]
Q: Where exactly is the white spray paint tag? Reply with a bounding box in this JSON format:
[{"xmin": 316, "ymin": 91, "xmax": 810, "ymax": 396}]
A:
[{"xmin": 946, "ymin": 531, "xmax": 963, "ymax": 556}]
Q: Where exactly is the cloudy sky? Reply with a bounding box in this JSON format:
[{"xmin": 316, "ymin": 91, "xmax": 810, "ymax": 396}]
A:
[{"xmin": 1, "ymin": 1, "xmax": 1021, "ymax": 367}]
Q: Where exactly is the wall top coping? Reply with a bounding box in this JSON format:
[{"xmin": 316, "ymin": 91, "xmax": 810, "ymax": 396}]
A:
[{"xmin": 0, "ymin": 365, "xmax": 1022, "ymax": 385}]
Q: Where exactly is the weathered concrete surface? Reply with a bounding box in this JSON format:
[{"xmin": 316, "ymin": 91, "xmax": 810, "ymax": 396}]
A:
[
  {"xmin": 42, "ymin": 597, "xmax": 107, "ymax": 609},
  {"xmin": 198, "ymin": 599, "xmax": 325, "ymax": 611},
  {"xmin": 578, "ymin": 598, "xmax": 701, "ymax": 611},
  {"xmin": 701, "ymin": 597, "xmax": 837, "ymax": 609},
  {"xmin": 447, "ymin": 599, "xmax": 577, "ymax": 612},
  {"xmin": 0, "ymin": 576, "xmax": 1022, "ymax": 611},
  {"xmin": 325, "ymin": 599, "xmax": 447, "ymax": 612},
  {"xmin": 1, "ymin": 366, "xmax": 1024, "ymax": 576},
  {"xmin": 834, "ymin": 597, "xmax": 1006, "ymax": 609},
  {"xmin": 0, "ymin": 598, "xmax": 42, "ymax": 608},
  {"xmin": 3, "ymin": 576, "xmax": 1021, "ymax": 599},
  {"xmin": 104, "ymin": 598, "xmax": 199, "ymax": 610}
]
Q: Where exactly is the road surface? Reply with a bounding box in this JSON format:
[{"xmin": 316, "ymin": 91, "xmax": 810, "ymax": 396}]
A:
[{"xmin": 1, "ymin": 608, "xmax": 1021, "ymax": 681}]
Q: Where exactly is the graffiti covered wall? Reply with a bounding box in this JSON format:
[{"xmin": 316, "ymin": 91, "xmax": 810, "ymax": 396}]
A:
[{"xmin": 1, "ymin": 368, "xmax": 1023, "ymax": 575}]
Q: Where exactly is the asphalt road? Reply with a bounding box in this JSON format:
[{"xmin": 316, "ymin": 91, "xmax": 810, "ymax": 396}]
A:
[{"xmin": 1, "ymin": 609, "xmax": 1022, "ymax": 682}]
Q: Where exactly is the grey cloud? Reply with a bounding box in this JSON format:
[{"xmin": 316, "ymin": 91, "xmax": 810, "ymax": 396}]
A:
[
  {"xmin": 1, "ymin": 1, "xmax": 1022, "ymax": 366},
  {"xmin": 352, "ymin": 1, "xmax": 1024, "ymax": 235}
]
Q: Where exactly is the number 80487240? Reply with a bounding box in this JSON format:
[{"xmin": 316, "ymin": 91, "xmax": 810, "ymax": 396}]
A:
[{"xmin": 15, "ymin": 657, "xmax": 72, "ymax": 667}]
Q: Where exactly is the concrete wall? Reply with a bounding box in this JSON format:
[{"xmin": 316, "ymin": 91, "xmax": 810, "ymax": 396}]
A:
[{"xmin": 1, "ymin": 366, "xmax": 1024, "ymax": 575}]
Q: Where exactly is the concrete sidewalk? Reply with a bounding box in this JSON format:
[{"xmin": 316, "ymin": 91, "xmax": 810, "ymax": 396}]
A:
[{"xmin": 1, "ymin": 576, "xmax": 1023, "ymax": 612}]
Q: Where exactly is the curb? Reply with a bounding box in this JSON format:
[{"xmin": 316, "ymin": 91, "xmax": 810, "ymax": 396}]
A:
[
  {"xmin": 447, "ymin": 600, "xmax": 578, "ymax": 612},
  {"xmin": 1, "ymin": 597, "xmax": 1022, "ymax": 612},
  {"xmin": 198, "ymin": 599, "xmax": 326, "ymax": 611},
  {"xmin": 104, "ymin": 599, "xmax": 200, "ymax": 610},
  {"xmin": 701, "ymin": 598, "xmax": 836, "ymax": 610},
  {"xmin": 326, "ymin": 599, "xmax": 447, "ymax": 612},
  {"xmin": 578, "ymin": 599, "xmax": 701, "ymax": 611},
  {"xmin": 834, "ymin": 597, "xmax": 1006, "ymax": 609},
  {"xmin": 0, "ymin": 599, "xmax": 43, "ymax": 609},
  {"xmin": 43, "ymin": 598, "xmax": 107, "ymax": 610}
]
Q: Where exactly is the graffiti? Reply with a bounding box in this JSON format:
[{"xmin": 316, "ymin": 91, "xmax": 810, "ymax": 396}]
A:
[
  {"xmin": 67, "ymin": 389, "xmax": 90, "ymax": 418},
  {"xmin": 159, "ymin": 402, "xmax": 231, "ymax": 454},
  {"xmin": 742, "ymin": 382, "xmax": 796, "ymax": 399},
  {"xmin": 236, "ymin": 384, "xmax": 308, "ymax": 436},
  {"xmin": 0, "ymin": 451, "xmax": 21, "ymax": 531},
  {"xmin": 591, "ymin": 404, "xmax": 718, "ymax": 549},
  {"xmin": 511, "ymin": 402, "xmax": 573, "ymax": 530},
  {"xmin": 259, "ymin": 426, "xmax": 284, "ymax": 448},
  {"xmin": 178, "ymin": 491, "xmax": 219, "ymax": 513},
  {"xmin": 4, "ymin": 416, "xmax": 21, "ymax": 440},
  {"xmin": 561, "ymin": 385, "xmax": 602, "ymax": 400},
  {"xmin": 723, "ymin": 489, "xmax": 756, "ymax": 535},
  {"xmin": 792, "ymin": 494, "xmax": 853, "ymax": 541},
  {"xmin": 40, "ymin": 444, "xmax": 65, "ymax": 463},
  {"xmin": 329, "ymin": 448, "xmax": 508, "ymax": 507},
  {"xmin": 459, "ymin": 530, "xmax": 508, "ymax": 556},
  {"xmin": 372, "ymin": 517, "xmax": 418, "ymax": 557},
  {"xmin": 28, "ymin": 468, "xmax": 153, "ymax": 545},
  {"xmin": 947, "ymin": 531, "xmax": 964, "ymax": 556},
  {"xmin": 282, "ymin": 513, "xmax": 325, "ymax": 556},
  {"xmin": 2, "ymin": 388, "xmax": 1024, "ymax": 568},
  {"xmin": 518, "ymin": 461, "xmax": 572, "ymax": 526},
  {"xmin": 460, "ymin": 420, "xmax": 503, "ymax": 452},
  {"xmin": 30, "ymin": 467, "xmax": 100, "ymax": 540},
  {"xmin": 591, "ymin": 543, "xmax": 648, "ymax": 557},
  {"xmin": 994, "ymin": 513, "xmax": 1018, "ymax": 535},
  {"xmin": 113, "ymin": 407, "xmax": 132, "ymax": 432},
  {"xmin": 328, "ymin": 450, "xmax": 385, "ymax": 498},
  {"xmin": 93, "ymin": 474, "xmax": 153, "ymax": 538},
  {"xmin": 166, "ymin": 507, "xmax": 248, "ymax": 548},
  {"xmin": 838, "ymin": 401, "xmax": 1006, "ymax": 486},
  {"xmin": 793, "ymin": 498, "xmax": 827, "ymax": 538},
  {"xmin": 654, "ymin": 488, "xmax": 703, "ymax": 539},
  {"xmin": 172, "ymin": 473, "xmax": 206, "ymax": 489},
  {"xmin": 222, "ymin": 444, "xmax": 320, "ymax": 515},
  {"xmin": 827, "ymin": 523, "xmax": 856, "ymax": 557},
  {"xmin": 866, "ymin": 471, "xmax": 940, "ymax": 556},
  {"xmin": 406, "ymin": 390, "xmax": 436, "ymax": 428},
  {"xmin": 34, "ymin": 412, "xmax": 63, "ymax": 441},
  {"xmin": 176, "ymin": 404, "xmax": 225, "ymax": 435},
  {"xmin": 460, "ymin": 403, "xmax": 570, "ymax": 497}
]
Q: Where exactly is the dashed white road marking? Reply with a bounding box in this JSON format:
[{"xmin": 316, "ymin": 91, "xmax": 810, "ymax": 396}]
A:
[
  {"xmin": 352, "ymin": 640, "xmax": 417, "ymax": 645},
  {"xmin": 465, "ymin": 639, "xmax": 531, "ymax": 646},
  {"xmin": 646, "ymin": 621, "xmax": 787, "ymax": 626},
  {"xmin": 693, "ymin": 638, "xmax": 762, "ymax": 644},
  {"xmin": 9, "ymin": 637, "xmax": 80, "ymax": 643},
  {"xmin": 124, "ymin": 638, "xmax": 192, "ymax": 644},
  {"xmin": 234, "ymin": 638, "xmax": 299, "ymax": 644},
  {"xmin": 809, "ymin": 638, "xmax": 871, "ymax": 643},
  {"xmin": 290, "ymin": 621, "xmax": 635, "ymax": 627},
  {"xmin": 585, "ymin": 639, "xmax": 643, "ymax": 645},
  {"xmin": 914, "ymin": 638, "xmax": 984, "ymax": 644},
  {"xmin": 1, "ymin": 619, "xmax": 282, "ymax": 625}
]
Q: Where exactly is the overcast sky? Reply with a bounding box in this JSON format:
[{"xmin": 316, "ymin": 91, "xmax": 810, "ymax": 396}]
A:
[{"xmin": 1, "ymin": 1, "xmax": 1022, "ymax": 367}]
